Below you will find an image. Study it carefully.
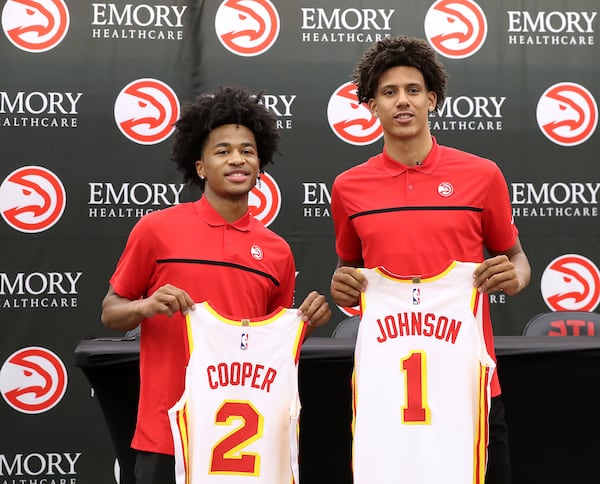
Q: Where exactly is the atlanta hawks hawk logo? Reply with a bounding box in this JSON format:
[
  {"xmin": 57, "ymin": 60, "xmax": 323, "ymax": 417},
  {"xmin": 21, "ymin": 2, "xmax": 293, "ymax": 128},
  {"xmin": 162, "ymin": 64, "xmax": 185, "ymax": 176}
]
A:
[{"xmin": 2, "ymin": 0, "xmax": 69, "ymax": 52}]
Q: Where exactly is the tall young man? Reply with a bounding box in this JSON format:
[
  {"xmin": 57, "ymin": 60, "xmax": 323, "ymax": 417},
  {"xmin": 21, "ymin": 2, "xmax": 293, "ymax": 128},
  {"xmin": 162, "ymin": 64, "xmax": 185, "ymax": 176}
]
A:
[{"xmin": 330, "ymin": 36, "xmax": 530, "ymax": 484}]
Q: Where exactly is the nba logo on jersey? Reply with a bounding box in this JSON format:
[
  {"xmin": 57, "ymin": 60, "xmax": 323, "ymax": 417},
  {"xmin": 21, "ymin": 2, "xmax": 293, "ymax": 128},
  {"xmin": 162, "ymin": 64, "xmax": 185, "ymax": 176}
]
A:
[
  {"xmin": 240, "ymin": 333, "xmax": 249, "ymax": 350},
  {"xmin": 412, "ymin": 287, "xmax": 421, "ymax": 305}
]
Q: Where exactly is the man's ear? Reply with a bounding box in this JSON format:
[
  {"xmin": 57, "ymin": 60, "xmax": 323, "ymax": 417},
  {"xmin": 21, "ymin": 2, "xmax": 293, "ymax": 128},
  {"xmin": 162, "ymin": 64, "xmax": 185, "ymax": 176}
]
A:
[
  {"xmin": 195, "ymin": 160, "xmax": 204, "ymax": 178},
  {"xmin": 368, "ymin": 99, "xmax": 378, "ymax": 117},
  {"xmin": 428, "ymin": 91, "xmax": 437, "ymax": 112}
]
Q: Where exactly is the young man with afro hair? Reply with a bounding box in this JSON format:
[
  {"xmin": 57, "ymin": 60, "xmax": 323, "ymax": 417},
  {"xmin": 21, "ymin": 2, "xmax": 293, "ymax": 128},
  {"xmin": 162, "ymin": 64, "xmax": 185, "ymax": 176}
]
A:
[{"xmin": 102, "ymin": 85, "xmax": 331, "ymax": 484}]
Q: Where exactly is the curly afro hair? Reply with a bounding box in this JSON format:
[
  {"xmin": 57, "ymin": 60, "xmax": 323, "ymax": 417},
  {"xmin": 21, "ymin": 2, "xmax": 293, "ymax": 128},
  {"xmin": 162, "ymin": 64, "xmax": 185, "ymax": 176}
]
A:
[
  {"xmin": 352, "ymin": 35, "xmax": 448, "ymax": 108},
  {"xmin": 171, "ymin": 85, "xmax": 280, "ymax": 189}
]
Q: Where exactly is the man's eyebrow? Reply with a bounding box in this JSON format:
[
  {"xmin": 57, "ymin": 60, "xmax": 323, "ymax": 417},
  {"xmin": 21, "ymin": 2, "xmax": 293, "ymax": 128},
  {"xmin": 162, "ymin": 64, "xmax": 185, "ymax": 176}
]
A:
[
  {"xmin": 380, "ymin": 82, "xmax": 422, "ymax": 89},
  {"xmin": 212, "ymin": 141, "xmax": 255, "ymax": 147}
]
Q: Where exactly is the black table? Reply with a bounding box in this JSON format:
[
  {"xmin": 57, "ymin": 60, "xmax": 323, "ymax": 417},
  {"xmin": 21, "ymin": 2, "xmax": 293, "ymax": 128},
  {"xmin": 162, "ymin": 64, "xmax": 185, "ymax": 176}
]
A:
[{"xmin": 74, "ymin": 336, "xmax": 600, "ymax": 484}]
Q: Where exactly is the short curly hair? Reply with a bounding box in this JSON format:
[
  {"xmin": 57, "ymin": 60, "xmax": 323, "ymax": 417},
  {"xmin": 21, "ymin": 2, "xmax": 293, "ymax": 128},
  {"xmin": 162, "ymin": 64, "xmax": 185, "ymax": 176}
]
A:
[
  {"xmin": 171, "ymin": 86, "xmax": 280, "ymax": 189},
  {"xmin": 352, "ymin": 35, "xmax": 448, "ymax": 108}
]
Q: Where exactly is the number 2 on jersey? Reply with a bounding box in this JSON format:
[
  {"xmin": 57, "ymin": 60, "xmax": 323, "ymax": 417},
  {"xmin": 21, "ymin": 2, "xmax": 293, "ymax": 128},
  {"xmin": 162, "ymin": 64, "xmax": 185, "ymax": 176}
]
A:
[{"xmin": 210, "ymin": 400, "xmax": 264, "ymax": 475}]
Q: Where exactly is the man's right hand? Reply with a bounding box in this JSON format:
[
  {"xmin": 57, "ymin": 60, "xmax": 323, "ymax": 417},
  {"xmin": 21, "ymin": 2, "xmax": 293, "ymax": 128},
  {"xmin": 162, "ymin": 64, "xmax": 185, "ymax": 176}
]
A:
[{"xmin": 330, "ymin": 266, "xmax": 368, "ymax": 308}]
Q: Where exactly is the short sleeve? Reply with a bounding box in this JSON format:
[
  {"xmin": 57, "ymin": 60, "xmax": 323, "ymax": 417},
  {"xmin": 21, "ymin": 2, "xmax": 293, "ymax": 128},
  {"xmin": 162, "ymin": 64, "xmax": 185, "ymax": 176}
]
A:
[
  {"xmin": 109, "ymin": 215, "xmax": 156, "ymax": 300},
  {"xmin": 331, "ymin": 176, "xmax": 363, "ymax": 262},
  {"xmin": 482, "ymin": 164, "xmax": 518, "ymax": 253}
]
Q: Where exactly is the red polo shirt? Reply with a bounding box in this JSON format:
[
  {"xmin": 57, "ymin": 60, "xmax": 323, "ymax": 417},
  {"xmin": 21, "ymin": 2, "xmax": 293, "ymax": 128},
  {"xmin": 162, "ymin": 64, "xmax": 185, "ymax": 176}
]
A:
[
  {"xmin": 331, "ymin": 137, "xmax": 518, "ymax": 396},
  {"xmin": 110, "ymin": 196, "xmax": 296, "ymax": 455}
]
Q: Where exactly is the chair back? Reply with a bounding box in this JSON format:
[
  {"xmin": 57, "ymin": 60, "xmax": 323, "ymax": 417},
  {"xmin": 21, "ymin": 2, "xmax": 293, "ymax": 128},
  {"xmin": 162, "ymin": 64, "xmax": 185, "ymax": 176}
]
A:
[
  {"xmin": 522, "ymin": 311, "xmax": 600, "ymax": 336},
  {"xmin": 125, "ymin": 324, "xmax": 141, "ymax": 339},
  {"xmin": 331, "ymin": 315, "xmax": 361, "ymax": 339}
]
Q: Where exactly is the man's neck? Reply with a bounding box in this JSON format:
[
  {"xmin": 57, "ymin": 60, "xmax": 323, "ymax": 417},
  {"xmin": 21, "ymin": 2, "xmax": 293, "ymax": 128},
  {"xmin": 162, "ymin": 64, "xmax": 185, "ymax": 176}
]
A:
[
  {"xmin": 203, "ymin": 192, "xmax": 249, "ymax": 223},
  {"xmin": 384, "ymin": 134, "xmax": 433, "ymax": 167}
]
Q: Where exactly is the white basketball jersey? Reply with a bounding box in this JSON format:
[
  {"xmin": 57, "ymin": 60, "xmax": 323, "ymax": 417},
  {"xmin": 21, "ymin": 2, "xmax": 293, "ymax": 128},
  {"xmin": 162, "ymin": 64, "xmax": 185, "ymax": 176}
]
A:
[
  {"xmin": 169, "ymin": 302, "xmax": 307, "ymax": 484},
  {"xmin": 353, "ymin": 261, "xmax": 495, "ymax": 484}
]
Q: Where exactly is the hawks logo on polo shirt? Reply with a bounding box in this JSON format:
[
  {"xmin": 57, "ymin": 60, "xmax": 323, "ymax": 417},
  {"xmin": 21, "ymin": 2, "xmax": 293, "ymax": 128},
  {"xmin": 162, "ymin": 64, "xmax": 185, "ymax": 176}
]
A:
[{"xmin": 438, "ymin": 182, "xmax": 454, "ymax": 197}]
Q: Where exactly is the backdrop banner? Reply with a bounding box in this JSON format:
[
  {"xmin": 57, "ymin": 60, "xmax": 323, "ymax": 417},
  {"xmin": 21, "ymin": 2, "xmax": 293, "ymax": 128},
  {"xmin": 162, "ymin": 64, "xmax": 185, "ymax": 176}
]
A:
[{"xmin": 1, "ymin": 1, "xmax": 599, "ymax": 483}]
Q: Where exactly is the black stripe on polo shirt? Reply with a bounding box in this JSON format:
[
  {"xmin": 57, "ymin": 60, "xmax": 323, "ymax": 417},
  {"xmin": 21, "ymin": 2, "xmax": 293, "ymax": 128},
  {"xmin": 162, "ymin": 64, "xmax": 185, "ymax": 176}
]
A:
[
  {"xmin": 156, "ymin": 259, "xmax": 280, "ymax": 286},
  {"xmin": 349, "ymin": 205, "xmax": 482, "ymax": 220}
]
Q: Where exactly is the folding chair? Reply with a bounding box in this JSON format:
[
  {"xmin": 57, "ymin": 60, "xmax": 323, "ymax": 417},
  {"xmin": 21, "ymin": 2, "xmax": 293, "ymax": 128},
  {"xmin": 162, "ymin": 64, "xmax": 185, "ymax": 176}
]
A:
[{"xmin": 331, "ymin": 315, "xmax": 361, "ymax": 339}]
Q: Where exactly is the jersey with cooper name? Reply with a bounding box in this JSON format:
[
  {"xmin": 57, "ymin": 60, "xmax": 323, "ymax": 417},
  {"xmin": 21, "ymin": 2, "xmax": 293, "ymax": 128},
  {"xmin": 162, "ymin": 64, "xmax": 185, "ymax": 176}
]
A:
[{"xmin": 169, "ymin": 302, "xmax": 306, "ymax": 484}]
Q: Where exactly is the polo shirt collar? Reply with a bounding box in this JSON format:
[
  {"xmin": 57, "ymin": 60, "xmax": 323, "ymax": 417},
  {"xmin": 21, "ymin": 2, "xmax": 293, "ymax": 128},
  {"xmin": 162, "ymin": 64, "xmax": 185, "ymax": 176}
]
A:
[
  {"xmin": 380, "ymin": 136, "xmax": 441, "ymax": 176},
  {"xmin": 194, "ymin": 196, "xmax": 253, "ymax": 231}
]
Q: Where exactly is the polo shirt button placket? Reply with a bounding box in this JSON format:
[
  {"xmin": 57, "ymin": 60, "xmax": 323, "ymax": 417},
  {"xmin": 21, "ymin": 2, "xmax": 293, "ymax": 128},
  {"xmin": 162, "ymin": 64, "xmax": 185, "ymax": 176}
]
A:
[{"xmin": 406, "ymin": 172, "xmax": 416, "ymax": 201}]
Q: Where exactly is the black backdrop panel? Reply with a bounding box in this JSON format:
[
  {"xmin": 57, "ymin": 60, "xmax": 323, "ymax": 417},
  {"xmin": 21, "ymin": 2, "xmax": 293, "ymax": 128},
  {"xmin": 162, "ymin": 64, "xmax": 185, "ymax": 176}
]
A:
[{"xmin": 1, "ymin": 1, "xmax": 600, "ymax": 482}]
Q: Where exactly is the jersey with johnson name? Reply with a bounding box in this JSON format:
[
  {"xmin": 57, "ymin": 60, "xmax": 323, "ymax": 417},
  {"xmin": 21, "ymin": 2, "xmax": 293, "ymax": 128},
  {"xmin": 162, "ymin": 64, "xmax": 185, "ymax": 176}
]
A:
[
  {"xmin": 353, "ymin": 261, "xmax": 495, "ymax": 484},
  {"xmin": 169, "ymin": 302, "xmax": 306, "ymax": 484}
]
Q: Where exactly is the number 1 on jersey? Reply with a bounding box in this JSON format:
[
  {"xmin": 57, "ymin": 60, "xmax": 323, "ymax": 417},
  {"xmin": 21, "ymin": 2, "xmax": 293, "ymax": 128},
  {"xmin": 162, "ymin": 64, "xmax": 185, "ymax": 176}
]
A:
[{"xmin": 401, "ymin": 350, "xmax": 431, "ymax": 424}]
